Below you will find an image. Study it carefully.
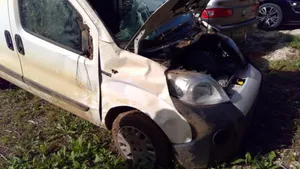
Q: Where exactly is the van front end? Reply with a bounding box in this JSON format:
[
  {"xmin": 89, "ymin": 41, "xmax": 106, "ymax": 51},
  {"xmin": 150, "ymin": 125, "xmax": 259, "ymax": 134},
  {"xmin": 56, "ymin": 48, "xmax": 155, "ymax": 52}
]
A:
[{"xmin": 169, "ymin": 64, "xmax": 262, "ymax": 168}]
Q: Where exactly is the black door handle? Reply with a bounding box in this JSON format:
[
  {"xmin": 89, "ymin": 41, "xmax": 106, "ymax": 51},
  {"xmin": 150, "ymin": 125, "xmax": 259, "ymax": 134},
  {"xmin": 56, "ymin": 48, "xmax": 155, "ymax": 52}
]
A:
[
  {"xmin": 15, "ymin": 34, "xmax": 25, "ymax": 55},
  {"xmin": 4, "ymin": 30, "xmax": 14, "ymax": 51}
]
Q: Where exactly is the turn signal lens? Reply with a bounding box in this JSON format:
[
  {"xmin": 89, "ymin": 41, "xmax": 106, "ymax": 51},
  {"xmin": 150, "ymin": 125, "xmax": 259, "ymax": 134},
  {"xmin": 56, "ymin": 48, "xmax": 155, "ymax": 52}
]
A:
[{"xmin": 201, "ymin": 8, "xmax": 233, "ymax": 19}]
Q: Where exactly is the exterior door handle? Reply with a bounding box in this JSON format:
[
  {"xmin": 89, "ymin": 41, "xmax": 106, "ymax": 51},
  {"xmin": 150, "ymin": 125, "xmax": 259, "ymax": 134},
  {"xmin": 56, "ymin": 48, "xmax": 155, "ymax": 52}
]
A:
[
  {"xmin": 15, "ymin": 34, "xmax": 25, "ymax": 55},
  {"xmin": 4, "ymin": 30, "xmax": 14, "ymax": 51}
]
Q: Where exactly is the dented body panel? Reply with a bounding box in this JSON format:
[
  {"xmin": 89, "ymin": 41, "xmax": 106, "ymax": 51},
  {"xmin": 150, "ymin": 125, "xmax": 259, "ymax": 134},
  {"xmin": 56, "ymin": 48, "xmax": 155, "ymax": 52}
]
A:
[
  {"xmin": 80, "ymin": 0, "xmax": 194, "ymax": 143},
  {"xmin": 99, "ymin": 43, "xmax": 192, "ymax": 143},
  {"xmin": 172, "ymin": 64, "xmax": 262, "ymax": 168},
  {"xmin": 1, "ymin": 0, "xmax": 193, "ymax": 144},
  {"xmin": 6, "ymin": 0, "xmax": 102, "ymax": 125}
]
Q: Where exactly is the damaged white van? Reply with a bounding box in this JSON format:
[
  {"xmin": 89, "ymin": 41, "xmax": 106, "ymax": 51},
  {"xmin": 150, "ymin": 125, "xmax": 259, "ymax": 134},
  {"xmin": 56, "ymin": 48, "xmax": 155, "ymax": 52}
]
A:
[{"xmin": 0, "ymin": 0, "xmax": 262, "ymax": 168}]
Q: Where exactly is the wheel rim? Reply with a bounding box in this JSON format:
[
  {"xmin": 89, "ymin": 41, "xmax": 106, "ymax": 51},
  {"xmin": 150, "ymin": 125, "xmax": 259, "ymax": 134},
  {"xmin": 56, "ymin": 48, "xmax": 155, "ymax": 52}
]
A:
[
  {"xmin": 117, "ymin": 126, "xmax": 156, "ymax": 166},
  {"xmin": 258, "ymin": 6, "xmax": 280, "ymax": 28}
]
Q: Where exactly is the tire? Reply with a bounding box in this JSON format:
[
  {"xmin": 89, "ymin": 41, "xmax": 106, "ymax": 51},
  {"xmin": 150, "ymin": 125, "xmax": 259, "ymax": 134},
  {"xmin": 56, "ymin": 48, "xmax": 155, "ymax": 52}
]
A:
[
  {"xmin": 112, "ymin": 110, "xmax": 172, "ymax": 168},
  {"xmin": 0, "ymin": 78, "xmax": 11, "ymax": 90},
  {"xmin": 258, "ymin": 3, "xmax": 283, "ymax": 30}
]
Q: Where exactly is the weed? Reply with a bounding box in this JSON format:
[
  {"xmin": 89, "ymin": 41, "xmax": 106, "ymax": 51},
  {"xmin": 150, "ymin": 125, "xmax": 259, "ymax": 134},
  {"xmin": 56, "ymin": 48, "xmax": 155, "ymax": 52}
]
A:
[
  {"xmin": 231, "ymin": 152, "xmax": 279, "ymax": 169},
  {"xmin": 8, "ymin": 135, "xmax": 128, "ymax": 169},
  {"xmin": 0, "ymin": 88, "xmax": 114, "ymax": 169},
  {"xmin": 289, "ymin": 36, "xmax": 300, "ymax": 49}
]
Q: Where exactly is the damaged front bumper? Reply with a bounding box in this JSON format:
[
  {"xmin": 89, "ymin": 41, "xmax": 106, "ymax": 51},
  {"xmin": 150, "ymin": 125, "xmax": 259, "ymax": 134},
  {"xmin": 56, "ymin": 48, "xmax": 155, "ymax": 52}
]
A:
[{"xmin": 171, "ymin": 64, "xmax": 263, "ymax": 169}]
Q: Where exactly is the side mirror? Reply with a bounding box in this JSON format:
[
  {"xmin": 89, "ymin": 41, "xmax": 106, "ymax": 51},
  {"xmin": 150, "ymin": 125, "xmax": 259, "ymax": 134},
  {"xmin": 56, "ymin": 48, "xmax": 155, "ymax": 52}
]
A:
[
  {"xmin": 77, "ymin": 18, "xmax": 93, "ymax": 59},
  {"xmin": 81, "ymin": 29, "xmax": 93, "ymax": 59}
]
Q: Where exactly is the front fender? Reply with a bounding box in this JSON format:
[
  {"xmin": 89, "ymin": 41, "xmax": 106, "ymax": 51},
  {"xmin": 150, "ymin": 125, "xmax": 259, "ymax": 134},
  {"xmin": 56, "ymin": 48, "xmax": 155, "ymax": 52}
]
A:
[{"xmin": 101, "ymin": 80, "xmax": 192, "ymax": 144}]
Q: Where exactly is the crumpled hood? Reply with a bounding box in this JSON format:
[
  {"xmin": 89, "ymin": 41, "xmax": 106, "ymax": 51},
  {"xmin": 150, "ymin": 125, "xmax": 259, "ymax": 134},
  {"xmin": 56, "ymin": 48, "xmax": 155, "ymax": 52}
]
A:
[{"xmin": 125, "ymin": 0, "xmax": 209, "ymax": 51}]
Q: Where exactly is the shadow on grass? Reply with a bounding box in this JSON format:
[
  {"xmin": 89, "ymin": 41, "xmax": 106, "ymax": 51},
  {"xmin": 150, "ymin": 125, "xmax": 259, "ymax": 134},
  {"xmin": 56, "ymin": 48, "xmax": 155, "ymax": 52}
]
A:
[
  {"xmin": 236, "ymin": 28, "xmax": 300, "ymax": 160},
  {"xmin": 0, "ymin": 80, "xmax": 17, "ymax": 90},
  {"xmin": 237, "ymin": 32, "xmax": 300, "ymax": 162},
  {"xmin": 247, "ymin": 67, "xmax": 299, "ymax": 150},
  {"xmin": 234, "ymin": 58, "xmax": 300, "ymax": 168}
]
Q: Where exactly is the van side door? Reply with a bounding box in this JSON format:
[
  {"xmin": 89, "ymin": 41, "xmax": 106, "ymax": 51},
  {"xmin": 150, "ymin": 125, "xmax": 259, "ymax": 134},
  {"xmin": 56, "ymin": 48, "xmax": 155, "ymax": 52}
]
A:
[
  {"xmin": 8, "ymin": 0, "xmax": 101, "ymax": 124},
  {"xmin": 0, "ymin": 0, "xmax": 23, "ymax": 85}
]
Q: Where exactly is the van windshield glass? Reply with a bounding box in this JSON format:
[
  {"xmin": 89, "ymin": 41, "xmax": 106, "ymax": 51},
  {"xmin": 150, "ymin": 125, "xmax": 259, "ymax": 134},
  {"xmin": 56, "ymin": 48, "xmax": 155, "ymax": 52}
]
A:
[
  {"xmin": 116, "ymin": 0, "xmax": 167, "ymax": 41},
  {"xmin": 88, "ymin": 0, "xmax": 167, "ymax": 42}
]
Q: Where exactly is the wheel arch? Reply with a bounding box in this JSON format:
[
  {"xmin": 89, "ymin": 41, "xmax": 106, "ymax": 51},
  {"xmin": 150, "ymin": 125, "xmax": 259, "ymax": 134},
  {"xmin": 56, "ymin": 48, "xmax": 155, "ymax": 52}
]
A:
[
  {"xmin": 103, "ymin": 103, "xmax": 192, "ymax": 144},
  {"xmin": 104, "ymin": 106, "xmax": 138, "ymax": 130}
]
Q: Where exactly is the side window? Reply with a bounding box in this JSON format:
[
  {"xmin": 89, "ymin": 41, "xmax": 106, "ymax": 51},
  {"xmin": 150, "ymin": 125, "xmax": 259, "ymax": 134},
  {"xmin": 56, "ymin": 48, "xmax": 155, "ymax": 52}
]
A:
[{"xmin": 19, "ymin": 0, "xmax": 92, "ymax": 58}]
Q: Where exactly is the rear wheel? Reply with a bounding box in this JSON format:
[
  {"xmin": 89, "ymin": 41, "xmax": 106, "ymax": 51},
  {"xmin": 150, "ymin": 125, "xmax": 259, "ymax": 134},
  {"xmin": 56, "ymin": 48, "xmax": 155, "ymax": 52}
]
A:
[
  {"xmin": 112, "ymin": 110, "xmax": 172, "ymax": 168},
  {"xmin": 258, "ymin": 3, "xmax": 283, "ymax": 29}
]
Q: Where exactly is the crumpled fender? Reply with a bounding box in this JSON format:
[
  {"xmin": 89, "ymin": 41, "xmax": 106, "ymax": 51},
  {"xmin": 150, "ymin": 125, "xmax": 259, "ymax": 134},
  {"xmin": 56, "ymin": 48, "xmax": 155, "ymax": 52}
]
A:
[
  {"xmin": 101, "ymin": 49, "xmax": 192, "ymax": 144},
  {"xmin": 75, "ymin": 1, "xmax": 192, "ymax": 144}
]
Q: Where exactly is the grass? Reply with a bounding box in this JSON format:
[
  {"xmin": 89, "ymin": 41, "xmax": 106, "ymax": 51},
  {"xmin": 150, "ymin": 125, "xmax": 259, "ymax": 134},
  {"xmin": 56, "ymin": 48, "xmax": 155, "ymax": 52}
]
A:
[
  {"xmin": 231, "ymin": 152, "xmax": 278, "ymax": 169},
  {"xmin": 210, "ymin": 152, "xmax": 279, "ymax": 169},
  {"xmin": 289, "ymin": 36, "xmax": 300, "ymax": 49},
  {"xmin": 0, "ymin": 89, "xmax": 124, "ymax": 169},
  {"xmin": 8, "ymin": 135, "xmax": 126, "ymax": 169},
  {"xmin": 0, "ymin": 59, "xmax": 299, "ymax": 169},
  {"xmin": 269, "ymin": 59, "xmax": 300, "ymax": 71}
]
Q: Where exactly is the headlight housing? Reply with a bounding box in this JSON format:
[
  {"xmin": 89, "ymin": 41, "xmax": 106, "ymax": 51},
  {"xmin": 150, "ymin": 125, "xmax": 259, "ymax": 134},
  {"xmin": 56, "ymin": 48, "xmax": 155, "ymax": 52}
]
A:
[{"xmin": 167, "ymin": 71, "xmax": 230, "ymax": 105}]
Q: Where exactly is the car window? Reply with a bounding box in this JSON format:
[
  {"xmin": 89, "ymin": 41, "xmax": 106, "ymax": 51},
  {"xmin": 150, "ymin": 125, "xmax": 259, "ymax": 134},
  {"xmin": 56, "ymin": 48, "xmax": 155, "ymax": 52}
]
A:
[{"xmin": 19, "ymin": 0, "xmax": 84, "ymax": 53}]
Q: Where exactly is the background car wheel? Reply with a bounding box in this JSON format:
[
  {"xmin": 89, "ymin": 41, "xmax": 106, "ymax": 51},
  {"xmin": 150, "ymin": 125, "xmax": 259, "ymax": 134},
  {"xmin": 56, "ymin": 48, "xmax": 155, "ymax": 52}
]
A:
[
  {"xmin": 112, "ymin": 110, "xmax": 172, "ymax": 168},
  {"xmin": 258, "ymin": 3, "xmax": 283, "ymax": 29}
]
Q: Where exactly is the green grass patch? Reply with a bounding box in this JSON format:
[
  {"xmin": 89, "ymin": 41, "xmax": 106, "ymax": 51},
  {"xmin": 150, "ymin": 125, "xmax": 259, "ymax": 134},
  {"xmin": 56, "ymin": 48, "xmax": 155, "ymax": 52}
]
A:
[
  {"xmin": 269, "ymin": 60, "xmax": 300, "ymax": 71},
  {"xmin": 210, "ymin": 152, "xmax": 279, "ymax": 169},
  {"xmin": 230, "ymin": 152, "xmax": 279, "ymax": 169},
  {"xmin": 289, "ymin": 36, "xmax": 300, "ymax": 49},
  {"xmin": 8, "ymin": 135, "xmax": 127, "ymax": 169},
  {"xmin": 0, "ymin": 89, "xmax": 118, "ymax": 169}
]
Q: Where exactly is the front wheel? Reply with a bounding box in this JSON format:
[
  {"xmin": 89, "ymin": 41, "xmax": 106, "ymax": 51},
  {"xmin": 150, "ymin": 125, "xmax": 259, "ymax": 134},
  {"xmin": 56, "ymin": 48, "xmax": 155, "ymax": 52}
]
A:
[
  {"xmin": 258, "ymin": 3, "xmax": 283, "ymax": 29},
  {"xmin": 112, "ymin": 110, "xmax": 172, "ymax": 168}
]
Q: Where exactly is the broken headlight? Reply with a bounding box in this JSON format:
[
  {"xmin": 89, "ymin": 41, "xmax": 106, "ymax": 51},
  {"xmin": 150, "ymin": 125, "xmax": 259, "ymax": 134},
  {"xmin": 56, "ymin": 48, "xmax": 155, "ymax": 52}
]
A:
[{"xmin": 167, "ymin": 71, "xmax": 230, "ymax": 105}]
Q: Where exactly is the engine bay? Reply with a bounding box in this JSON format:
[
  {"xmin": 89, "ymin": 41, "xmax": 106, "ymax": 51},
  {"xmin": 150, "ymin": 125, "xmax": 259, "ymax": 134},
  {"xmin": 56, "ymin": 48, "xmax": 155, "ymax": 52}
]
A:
[{"xmin": 139, "ymin": 28, "xmax": 247, "ymax": 89}]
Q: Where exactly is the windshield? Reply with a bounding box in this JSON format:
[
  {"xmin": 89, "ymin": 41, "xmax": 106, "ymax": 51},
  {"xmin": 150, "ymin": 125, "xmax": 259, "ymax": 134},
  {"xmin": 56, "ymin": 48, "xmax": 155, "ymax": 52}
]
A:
[
  {"xmin": 115, "ymin": 0, "xmax": 167, "ymax": 41},
  {"xmin": 89, "ymin": 0, "xmax": 196, "ymax": 45}
]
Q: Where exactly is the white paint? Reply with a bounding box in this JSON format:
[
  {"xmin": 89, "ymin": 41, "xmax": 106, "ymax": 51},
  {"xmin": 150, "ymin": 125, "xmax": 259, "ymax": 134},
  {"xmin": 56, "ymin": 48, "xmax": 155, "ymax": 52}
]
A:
[
  {"xmin": 229, "ymin": 64, "xmax": 262, "ymax": 115},
  {"xmin": 0, "ymin": 0, "xmax": 192, "ymax": 144},
  {"xmin": 0, "ymin": 0, "xmax": 23, "ymax": 76},
  {"xmin": 100, "ymin": 46, "xmax": 192, "ymax": 143}
]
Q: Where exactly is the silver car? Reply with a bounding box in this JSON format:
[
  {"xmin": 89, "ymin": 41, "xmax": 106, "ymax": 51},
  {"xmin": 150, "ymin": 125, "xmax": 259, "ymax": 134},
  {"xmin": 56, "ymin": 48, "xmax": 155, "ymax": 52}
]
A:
[{"xmin": 201, "ymin": 0, "xmax": 259, "ymax": 40}]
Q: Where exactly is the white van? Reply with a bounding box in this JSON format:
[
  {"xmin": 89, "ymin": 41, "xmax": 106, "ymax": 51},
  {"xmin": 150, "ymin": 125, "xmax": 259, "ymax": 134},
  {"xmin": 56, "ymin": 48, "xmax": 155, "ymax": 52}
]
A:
[{"xmin": 0, "ymin": 0, "xmax": 262, "ymax": 168}]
